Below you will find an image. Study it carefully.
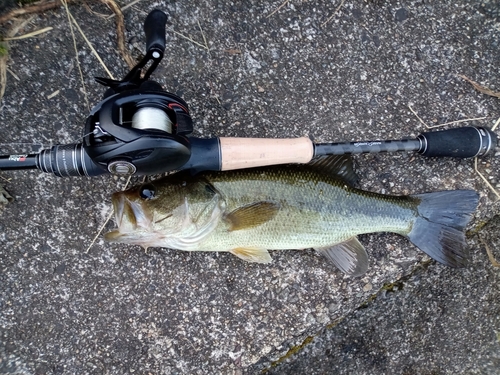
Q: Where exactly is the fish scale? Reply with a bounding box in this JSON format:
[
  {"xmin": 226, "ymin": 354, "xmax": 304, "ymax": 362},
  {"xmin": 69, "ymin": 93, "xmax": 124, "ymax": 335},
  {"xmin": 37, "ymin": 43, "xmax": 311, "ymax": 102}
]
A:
[{"xmin": 200, "ymin": 168, "xmax": 416, "ymax": 251}]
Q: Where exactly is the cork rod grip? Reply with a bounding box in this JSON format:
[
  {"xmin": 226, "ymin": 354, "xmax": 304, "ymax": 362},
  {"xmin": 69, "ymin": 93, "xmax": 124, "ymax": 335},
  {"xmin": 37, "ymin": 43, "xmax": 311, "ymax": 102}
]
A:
[{"xmin": 219, "ymin": 137, "xmax": 314, "ymax": 171}]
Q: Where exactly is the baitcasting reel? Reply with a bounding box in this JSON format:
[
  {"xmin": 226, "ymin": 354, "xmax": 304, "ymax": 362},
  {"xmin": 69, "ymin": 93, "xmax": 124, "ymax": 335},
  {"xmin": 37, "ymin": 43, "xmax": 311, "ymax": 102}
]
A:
[{"xmin": 84, "ymin": 10, "xmax": 194, "ymax": 176}]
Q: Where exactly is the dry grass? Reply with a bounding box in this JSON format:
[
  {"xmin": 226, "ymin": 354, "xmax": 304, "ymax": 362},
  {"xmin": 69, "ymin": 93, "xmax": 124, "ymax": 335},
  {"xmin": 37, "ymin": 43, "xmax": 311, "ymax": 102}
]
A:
[
  {"xmin": 480, "ymin": 238, "xmax": 500, "ymax": 268},
  {"xmin": 407, "ymin": 105, "xmax": 487, "ymax": 129},
  {"xmin": 267, "ymin": 0, "xmax": 347, "ymax": 26},
  {"xmin": 459, "ymin": 75, "xmax": 500, "ymax": 99},
  {"xmin": 0, "ymin": 47, "xmax": 7, "ymax": 100},
  {"xmin": 3, "ymin": 27, "xmax": 53, "ymax": 40},
  {"xmin": 0, "ymin": 0, "xmax": 64, "ymax": 24},
  {"xmin": 322, "ymin": 0, "xmax": 347, "ymax": 26},
  {"xmin": 0, "ymin": 18, "xmax": 51, "ymax": 99},
  {"xmin": 85, "ymin": 175, "xmax": 131, "ymax": 253},
  {"xmin": 99, "ymin": 0, "xmax": 135, "ymax": 69},
  {"xmin": 267, "ymin": 0, "xmax": 289, "ymax": 18}
]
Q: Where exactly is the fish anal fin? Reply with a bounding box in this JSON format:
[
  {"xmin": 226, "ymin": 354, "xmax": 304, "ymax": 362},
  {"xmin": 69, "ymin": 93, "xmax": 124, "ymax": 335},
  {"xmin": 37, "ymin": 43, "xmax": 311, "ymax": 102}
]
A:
[
  {"xmin": 230, "ymin": 247, "xmax": 272, "ymax": 263},
  {"xmin": 317, "ymin": 237, "xmax": 369, "ymax": 277},
  {"xmin": 308, "ymin": 155, "xmax": 359, "ymax": 187},
  {"xmin": 225, "ymin": 201, "xmax": 280, "ymax": 231}
]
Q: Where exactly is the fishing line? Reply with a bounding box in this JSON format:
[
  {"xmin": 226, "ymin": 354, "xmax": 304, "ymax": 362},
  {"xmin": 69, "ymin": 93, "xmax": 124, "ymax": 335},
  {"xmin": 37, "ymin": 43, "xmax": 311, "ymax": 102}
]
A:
[{"xmin": 0, "ymin": 131, "xmax": 93, "ymax": 150}]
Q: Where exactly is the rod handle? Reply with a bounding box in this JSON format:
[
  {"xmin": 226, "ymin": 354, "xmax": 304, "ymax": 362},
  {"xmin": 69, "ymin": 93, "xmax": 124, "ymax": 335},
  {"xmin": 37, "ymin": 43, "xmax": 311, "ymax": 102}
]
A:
[
  {"xmin": 219, "ymin": 137, "xmax": 314, "ymax": 171},
  {"xmin": 418, "ymin": 126, "xmax": 497, "ymax": 158}
]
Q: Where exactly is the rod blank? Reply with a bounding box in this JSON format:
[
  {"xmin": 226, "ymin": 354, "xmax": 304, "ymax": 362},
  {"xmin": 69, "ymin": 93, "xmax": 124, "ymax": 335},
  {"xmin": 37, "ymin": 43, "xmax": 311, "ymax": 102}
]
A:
[
  {"xmin": 314, "ymin": 139, "xmax": 421, "ymax": 157},
  {"xmin": 314, "ymin": 126, "xmax": 497, "ymax": 159}
]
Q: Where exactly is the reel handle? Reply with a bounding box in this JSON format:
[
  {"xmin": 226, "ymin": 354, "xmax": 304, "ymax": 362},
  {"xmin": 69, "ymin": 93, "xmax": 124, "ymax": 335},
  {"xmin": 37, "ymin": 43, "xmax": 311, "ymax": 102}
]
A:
[{"xmin": 144, "ymin": 9, "xmax": 167, "ymax": 57}]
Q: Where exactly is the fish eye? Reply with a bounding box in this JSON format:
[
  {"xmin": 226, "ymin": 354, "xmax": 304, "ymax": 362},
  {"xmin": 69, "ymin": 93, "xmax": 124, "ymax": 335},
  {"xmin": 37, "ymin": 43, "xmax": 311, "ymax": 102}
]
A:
[{"xmin": 139, "ymin": 184, "xmax": 156, "ymax": 200}]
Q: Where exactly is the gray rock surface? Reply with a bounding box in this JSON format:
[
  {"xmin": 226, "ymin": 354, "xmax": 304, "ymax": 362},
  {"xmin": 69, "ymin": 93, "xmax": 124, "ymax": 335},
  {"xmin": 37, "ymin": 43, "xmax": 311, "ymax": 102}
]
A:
[
  {"xmin": 0, "ymin": 0, "xmax": 499, "ymax": 374},
  {"xmin": 263, "ymin": 224, "xmax": 500, "ymax": 374}
]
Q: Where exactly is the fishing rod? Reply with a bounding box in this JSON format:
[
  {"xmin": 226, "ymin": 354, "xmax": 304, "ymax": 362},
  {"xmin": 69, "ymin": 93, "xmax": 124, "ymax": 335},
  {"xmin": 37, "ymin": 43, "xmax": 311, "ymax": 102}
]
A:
[{"xmin": 0, "ymin": 10, "xmax": 497, "ymax": 178}]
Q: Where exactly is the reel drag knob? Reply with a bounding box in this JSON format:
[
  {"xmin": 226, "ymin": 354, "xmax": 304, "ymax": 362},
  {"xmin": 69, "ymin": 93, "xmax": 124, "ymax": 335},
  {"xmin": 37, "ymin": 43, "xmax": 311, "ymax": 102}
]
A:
[{"xmin": 107, "ymin": 159, "xmax": 137, "ymax": 175}]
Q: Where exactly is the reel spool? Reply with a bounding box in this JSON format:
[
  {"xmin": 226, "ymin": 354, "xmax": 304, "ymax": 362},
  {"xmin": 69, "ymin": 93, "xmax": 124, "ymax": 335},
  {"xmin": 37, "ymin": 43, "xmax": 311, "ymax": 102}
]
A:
[{"xmin": 132, "ymin": 106, "xmax": 173, "ymax": 133}]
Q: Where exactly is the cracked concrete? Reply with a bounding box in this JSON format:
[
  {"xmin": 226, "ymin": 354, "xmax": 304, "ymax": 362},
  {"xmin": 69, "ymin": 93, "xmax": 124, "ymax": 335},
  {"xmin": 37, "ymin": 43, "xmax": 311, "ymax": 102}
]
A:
[{"xmin": 0, "ymin": 0, "xmax": 499, "ymax": 374}]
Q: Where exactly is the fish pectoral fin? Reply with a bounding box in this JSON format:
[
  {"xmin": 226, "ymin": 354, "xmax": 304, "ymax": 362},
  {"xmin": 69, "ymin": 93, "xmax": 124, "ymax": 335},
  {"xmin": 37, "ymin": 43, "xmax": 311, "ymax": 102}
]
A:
[
  {"xmin": 229, "ymin": 247, "xmax": 273, "ymax": 264},
  {"xmin": 225, "ymin": 201, "xmax": 280, "ymax": 231},
  {"xmin": 104, "ymin": 230, "xmax": 122, "ymax": 242},
  {"xmin": 317, "ymin": 237, "xmax": 369, "ymax": 277}
]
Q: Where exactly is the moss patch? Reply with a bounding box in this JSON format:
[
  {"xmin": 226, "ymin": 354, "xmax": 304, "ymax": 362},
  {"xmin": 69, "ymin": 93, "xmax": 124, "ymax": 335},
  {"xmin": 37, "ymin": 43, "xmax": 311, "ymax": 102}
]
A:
[{"xmin": 264, "ymin": 336, "xmax": 314, "ymax": 372}]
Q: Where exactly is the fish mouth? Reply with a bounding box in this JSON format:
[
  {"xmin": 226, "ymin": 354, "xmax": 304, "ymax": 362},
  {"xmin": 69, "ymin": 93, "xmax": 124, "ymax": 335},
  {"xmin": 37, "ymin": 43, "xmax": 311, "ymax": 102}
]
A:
[{"xmin": 105, "ymin": 192, "xmax": 152, "ymax": 242}]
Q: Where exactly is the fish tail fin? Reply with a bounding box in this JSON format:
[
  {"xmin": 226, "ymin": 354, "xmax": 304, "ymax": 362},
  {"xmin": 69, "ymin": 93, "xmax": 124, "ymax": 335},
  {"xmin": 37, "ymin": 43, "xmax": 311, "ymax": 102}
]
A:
[{"xmin": 406, "ymin": 190, "xmax": 479, "ymax": 267}]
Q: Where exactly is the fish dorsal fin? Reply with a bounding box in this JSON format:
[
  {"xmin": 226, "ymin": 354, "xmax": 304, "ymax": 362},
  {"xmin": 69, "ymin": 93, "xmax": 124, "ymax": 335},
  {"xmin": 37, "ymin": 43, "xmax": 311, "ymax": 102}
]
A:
[
  {"xmin": 307, "ymin": 155, "xmax": 358, "ymax": 186},
  {"xmin": 225, "ymin": 201, "xmax": 280, "ymax": 231},
  {"xmin": 317, "ymin": 236, "xmax": 369, "ymax": 277},
  {"xmin": 230, "ymin": 247, "xmax": 273, "ymax": 263}
]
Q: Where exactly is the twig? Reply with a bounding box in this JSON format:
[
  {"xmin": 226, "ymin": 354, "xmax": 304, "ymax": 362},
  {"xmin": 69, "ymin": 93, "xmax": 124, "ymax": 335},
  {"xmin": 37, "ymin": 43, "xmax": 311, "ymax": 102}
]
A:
[
  {"xmin": 267, "ymin": 0, "xmax": 289, "ymax": 18},
  {"xmin": 3, "ymin": 27, "xmax": 53, "ymax": 41},
  {"xmin": 458, "ymin": 74, "xmax": 500, "ymax": 99},
  {"xmin": 67, "ymin": 10, "xmax": 115, "ymax": 80},
  {"xmin": 121, "ymin": 0, "xmax": 145, "ymax": 14},
  {"xmin": 82, "ymin": 0, "xmax": 109, "ymax": 19},
  {"xmin": 424, "ymin": 117, "xmax": 488, "ymax": 129},
  {"xmin": 47, "ymin": 90, "xmax": 60, "ymax": 99},
  {"xmin": 85, "ymin": 209, "xmax": 114, "ymax": 253},
  {"xmin": 169, "ymin": 28, "xmax": 210, "ymax": 51},
  {"xmin": 480, "ymin": 237, "xmax": 500, "ymax": 268},
  {"xmin": 99, "ymin": 0, "xmax": 136, "ymax": 69},
  {"xmin": 474, "ymin": 157, "xmax": 500, "ymax": 200},
  {"xmin": 116, "ymin": 0, "xmax": 142, "ymax": 16},
  {"xmin": 408, "ymin": 105, "xmax": 429, "ymax": 127},
  {"xmin": 62, "ymin": 0, "xmax": 91, "ymax": 112},
  {"xmin": 5, "ymin": 15, "xmax": 35, "ymax": 38},
  {"xmin": 7, "ymin": 68, "xmax": 20, "ymax": 81},
  {"xmin": 492, "ymin": 116, "xmax": 500, "ymax": 132},
  {"xmin": 408, "ymin": 105, "xmax": 487, "ymax": 129},
  {"xmin": 0, "ymin": 0, "xmax": 67, "ymax": 24},
  {"xmin": 0, "ymin": 0, "xmax": 143, "ymax": 70},
  {"xmin": 0, "ymin": 16, "xmax": 34, "ymax": 99},
  {"xmin": 322, "ymin": 0, "xmax": 347, "ymax": 27},
  {"xmin": 85, "ymin": 175, "xmax": 132, "ymax": 253},
  {"xmin": 0, "ymin": 52, "xmax": 6, "ymax": 100},
  {"xmin": 197, "ymin": 20, "xmax": 210, "ymax": 52},
  {"xmin": 208, "ymin": 81, "xmax": 221, "ymax": 105},
  {"xmin": 105, "ymin": 0, "xmax": 144, "ymax": 19}
]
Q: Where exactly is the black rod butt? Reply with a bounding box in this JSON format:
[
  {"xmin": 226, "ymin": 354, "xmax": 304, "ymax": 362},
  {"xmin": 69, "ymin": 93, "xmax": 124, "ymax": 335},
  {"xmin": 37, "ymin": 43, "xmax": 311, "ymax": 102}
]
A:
[{"xmin": 418, "ymin": 126, "xmax": 497, "ymax": 158}]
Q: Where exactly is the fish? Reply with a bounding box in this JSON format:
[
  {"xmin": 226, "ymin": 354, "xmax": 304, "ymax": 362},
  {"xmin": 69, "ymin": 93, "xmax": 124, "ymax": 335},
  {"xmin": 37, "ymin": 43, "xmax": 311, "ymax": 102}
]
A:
[{"xmin": 105, "ymin": 156, "xmax": 479, "ymax": 276}]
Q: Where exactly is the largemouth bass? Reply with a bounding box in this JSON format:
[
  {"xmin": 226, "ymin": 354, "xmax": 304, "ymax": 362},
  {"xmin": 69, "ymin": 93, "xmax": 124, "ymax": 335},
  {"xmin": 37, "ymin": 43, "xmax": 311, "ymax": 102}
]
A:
[{"xmin": 105, "ymin": 156, "xmax": 479, "ymax": 276}]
